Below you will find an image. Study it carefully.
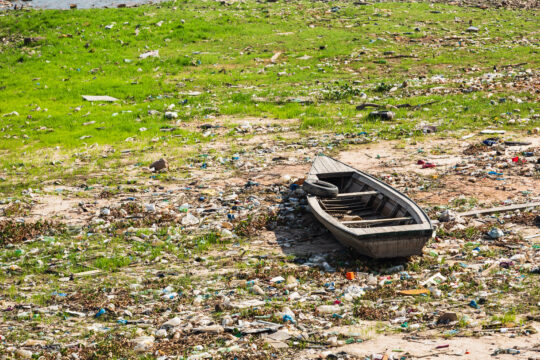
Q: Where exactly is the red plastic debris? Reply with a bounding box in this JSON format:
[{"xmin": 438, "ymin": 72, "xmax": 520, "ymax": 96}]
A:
[
  {"xmin": 422, "ymin": 163, "xmax": 436, "ymax": 168},
  {"xmin": 417, "ymin": 160, "xmax": 425, "ymax": 165},
  {"xmin": 512, "ymin": 156, "xmax": 519, "ymax": 162}
]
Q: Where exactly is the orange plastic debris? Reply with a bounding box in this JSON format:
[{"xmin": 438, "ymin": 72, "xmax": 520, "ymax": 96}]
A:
[
  {"xmin": 345, "ymin": 272, "xmax": 355, "ymax": 280},
  {"xmin": 397, "ymin": 288, "xmax": 430, "ymax": 295}
]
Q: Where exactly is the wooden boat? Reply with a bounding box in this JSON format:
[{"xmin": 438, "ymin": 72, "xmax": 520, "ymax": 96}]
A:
[{"xmin": 305, "ymin": 156, "xmax": 434, "ymax": 258}]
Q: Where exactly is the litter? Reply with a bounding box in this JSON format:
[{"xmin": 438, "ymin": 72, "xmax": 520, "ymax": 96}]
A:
[{"xmin": 82, "ymin": 95, "xmax": 118, "ymax": 102}]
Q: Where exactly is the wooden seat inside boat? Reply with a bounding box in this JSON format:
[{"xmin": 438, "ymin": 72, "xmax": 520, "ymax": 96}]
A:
[{"xmin": 316, "ymin": 172, "xmax": 417, "ymax": 229}]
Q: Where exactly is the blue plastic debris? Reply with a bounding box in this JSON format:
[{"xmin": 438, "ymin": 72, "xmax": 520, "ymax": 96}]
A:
[
  {"xmin": 469, "ymin": 300, "xmax": 479, "ymax": 309},
  {"xmin": 400, "ymin": 272, "xmax": 411, "ymax": 280},
  {"xmin": 324, "ymin": 282, "xmax": 336, "ymax": 291},
  {"xmin": 282, "ymin": 314, "xmax": 295, "ymax": 323},
  {"xmin": 95, "ymin": 308, "xmax": 106, "ymax": 318}
]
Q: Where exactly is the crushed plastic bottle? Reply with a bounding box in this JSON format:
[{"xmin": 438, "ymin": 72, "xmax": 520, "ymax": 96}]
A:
[{"xmin": 182, "ymin": 213, "xmax": 199, "ymax": 226}]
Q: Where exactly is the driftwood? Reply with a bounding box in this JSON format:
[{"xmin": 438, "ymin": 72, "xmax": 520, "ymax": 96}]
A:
[
  {"xmin": 500, "ymin": 62, "xmax": 527, "ymax": 69},
  {"xmin": 458, "ymin": 202, "xmax": 540, "ymax": 217},
  {"xmin": 386, "ymin": 54, "xmax": 419, "ymax": 59},
  {"xmin": 356, "ymin": 100, "xmax": 438, "ymax": 111}
]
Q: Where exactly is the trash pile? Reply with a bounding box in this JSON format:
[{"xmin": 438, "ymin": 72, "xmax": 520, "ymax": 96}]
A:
[
  {"xmin": 0, "ymin": 136, "xmax": 538, "ymax": 359},
  {"xmin": 0, "ymin": 0, "xmax": 539, "ymax": 357}
]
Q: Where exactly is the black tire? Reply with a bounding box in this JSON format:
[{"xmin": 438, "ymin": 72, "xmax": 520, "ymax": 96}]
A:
[{"xmin": 303, "ymin": 179, "xmax": 338, "ymax": 198}]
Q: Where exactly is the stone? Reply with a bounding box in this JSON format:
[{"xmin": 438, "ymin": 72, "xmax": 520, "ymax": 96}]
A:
[
  {"xmin": 150, "ymin": 158, "xmax": 168, "ymax": 172},
  {"xmin": 437, "ymin": 312, "xmax": 458, "ymax": 325},
  {"xmin": 488, "ymin": 227, "xmax": 504, "ymax": 239}
]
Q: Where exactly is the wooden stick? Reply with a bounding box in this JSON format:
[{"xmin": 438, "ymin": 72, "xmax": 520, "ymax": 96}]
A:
[{"xmin": 458, "ymin": 202, "xmax": 540, "ymax": 217}]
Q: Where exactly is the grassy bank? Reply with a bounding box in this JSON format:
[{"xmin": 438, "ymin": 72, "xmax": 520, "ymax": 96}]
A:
[{"xmin": 0, "ymin": 0, "xmax": 538, "ymax": 192}]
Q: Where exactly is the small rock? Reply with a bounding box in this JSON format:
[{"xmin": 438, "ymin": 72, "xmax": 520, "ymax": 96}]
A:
[
  {"xmin": 437, "ymin": 312, "xmax": 458, "ymax": 325},
  {"xmin": 150, "ymin": 158, "xmax": 168, "ymax": 172},
  {"xmin": 488, "ymin": 227, "xmax": 504, "ymax": 239}
]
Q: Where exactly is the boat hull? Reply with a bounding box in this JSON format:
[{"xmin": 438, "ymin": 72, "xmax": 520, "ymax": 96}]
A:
[
  {"xmin": 309, "ymin": 202, "xmax": 431, "ymax": 258},
  {"xmin": 306, "ymin": 155, "xmax": 434, "ymax": 258}
]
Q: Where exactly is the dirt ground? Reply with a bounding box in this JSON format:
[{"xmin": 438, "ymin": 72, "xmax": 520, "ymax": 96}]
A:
[
  {"xmin": 0, "ymin": 120, "xmax": 539, "ymax": 359},
  {"xmin": 301, "ymin": 332, "xmax": 540, "ymax": 359},
  {"xmin": 12, "ymin": 132, "xmax": 539, "ymax": 224}
]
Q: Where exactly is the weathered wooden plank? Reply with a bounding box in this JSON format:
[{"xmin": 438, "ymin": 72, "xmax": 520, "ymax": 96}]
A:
[
  {"xmin": 389, "ymin": 204, "xmax": 401, "ymax": 217},
  {"xmin": 343, "ymin": 217, "xmax": 412, "ymax": 226},
  {"xmin": 458, "ymin": 202, "xmax": 540, "ymax": 217},
  {"xmin": 336, "ymin": 191, "xmax": 378, "ymax": 198},
  {"xmin": 323, "ymin": 198, "xmax": 365, "ymax": 205},
  {"xmin": 323, "ymin": 204, "xmax": 369, "ymax": 210}
]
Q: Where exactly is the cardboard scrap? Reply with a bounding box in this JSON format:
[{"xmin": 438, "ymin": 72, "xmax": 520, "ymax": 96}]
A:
[{"xmin": 82, "ymin": 95, "xmax": 118, "ymax": 102}]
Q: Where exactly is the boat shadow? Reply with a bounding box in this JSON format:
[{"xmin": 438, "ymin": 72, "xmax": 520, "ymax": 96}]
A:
[{"xmin": 271, "ymin": 204, "xmax": 412, "ymax": 272}]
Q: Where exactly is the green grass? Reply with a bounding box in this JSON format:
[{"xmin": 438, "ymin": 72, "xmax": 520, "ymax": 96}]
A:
[
  {"xmin": 0, "ymin": 0, "xmax": 538, "ymax": 193},
  {"xmin": 94, "ymin": 255, "xmax": 131, "ymax": 271}
]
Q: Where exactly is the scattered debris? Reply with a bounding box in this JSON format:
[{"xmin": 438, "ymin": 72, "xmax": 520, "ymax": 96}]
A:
[{"xmin": 82, "ymin": 95, "xmax": 118, "ymax": 102}]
